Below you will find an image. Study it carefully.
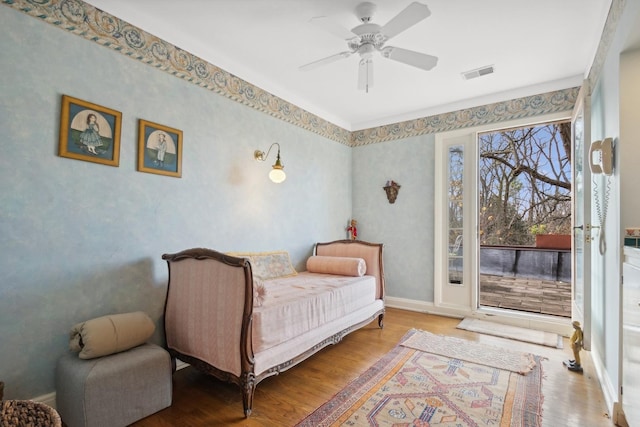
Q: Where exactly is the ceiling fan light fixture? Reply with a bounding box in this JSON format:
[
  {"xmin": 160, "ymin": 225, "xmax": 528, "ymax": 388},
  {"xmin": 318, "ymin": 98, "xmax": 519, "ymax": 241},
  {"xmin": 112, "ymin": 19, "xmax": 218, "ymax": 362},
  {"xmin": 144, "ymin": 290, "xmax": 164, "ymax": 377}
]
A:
[
  {"xmin": 300, "ymin": 2, "xmax": 438, "ymax": 91},
  {"xmin": 357, "ymin": 43, "xmax": 375, "ymax": 58}
]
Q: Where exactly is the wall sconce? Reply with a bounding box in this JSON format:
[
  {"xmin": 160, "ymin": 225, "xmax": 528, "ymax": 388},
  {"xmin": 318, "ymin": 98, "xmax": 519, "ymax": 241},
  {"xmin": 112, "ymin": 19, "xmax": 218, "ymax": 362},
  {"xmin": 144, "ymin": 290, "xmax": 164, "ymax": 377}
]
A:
[{"xmin": 254, "ymin": 142, "xmax": 286, "ymax": 183}]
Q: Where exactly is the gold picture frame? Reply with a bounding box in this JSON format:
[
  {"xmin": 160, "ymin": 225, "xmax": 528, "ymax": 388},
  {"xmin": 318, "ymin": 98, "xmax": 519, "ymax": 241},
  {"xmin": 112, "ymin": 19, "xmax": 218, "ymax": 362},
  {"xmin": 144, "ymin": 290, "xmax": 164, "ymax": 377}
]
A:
[
  {"xmin": 137, "ymin": 119, "xmax": 183, "ymax": 178},
  {"xmin": 58, "ymin": 95, "xmax": 122, "ymax": 167}
]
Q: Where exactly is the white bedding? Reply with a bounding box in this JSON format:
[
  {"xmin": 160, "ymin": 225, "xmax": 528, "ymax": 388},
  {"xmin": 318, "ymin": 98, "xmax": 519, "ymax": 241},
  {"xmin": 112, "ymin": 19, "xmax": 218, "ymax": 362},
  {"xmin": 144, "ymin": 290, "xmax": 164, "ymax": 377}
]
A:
[{"xmin": 251, "ymin": 272, "xmax": 377, "ymax": 353}]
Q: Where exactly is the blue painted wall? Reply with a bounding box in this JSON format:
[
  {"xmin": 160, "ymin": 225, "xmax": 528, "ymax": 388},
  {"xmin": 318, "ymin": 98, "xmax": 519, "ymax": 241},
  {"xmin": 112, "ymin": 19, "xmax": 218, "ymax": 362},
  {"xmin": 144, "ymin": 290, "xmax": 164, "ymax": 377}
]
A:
[
  {"xmin": 353, "ymin": 135, "xmax": 435, "ymax": 301},
  {"xmin": 0, "ymin": 7, "xmax": 352, "ymax": 399}
]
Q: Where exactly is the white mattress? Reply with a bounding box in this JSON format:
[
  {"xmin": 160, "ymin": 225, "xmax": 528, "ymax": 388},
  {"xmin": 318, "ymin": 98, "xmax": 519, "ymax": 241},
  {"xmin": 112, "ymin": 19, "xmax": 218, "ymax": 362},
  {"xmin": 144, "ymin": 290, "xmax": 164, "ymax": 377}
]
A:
[{"xmin": 251, "ymin": 272, "xmax": 377, "ymax": 354}]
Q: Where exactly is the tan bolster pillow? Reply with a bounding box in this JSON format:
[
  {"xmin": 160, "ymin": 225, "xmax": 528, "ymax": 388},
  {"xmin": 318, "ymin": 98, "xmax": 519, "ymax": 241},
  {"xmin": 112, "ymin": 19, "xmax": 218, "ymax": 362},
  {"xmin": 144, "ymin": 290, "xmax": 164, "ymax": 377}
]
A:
[
  {"xmin": 306, "ymin": 256, "xmax": 366, "ymax": 277},
  {"xmin": 69, "ymin": 311, "xmax": 155, "ymax": 359}
]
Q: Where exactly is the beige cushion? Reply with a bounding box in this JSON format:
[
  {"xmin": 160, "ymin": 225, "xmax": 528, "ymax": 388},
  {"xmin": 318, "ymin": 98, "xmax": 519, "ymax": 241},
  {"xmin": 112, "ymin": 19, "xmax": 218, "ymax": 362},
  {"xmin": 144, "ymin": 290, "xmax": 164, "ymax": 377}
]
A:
[
  {"xmin": 227, "ymin": 250, "xmax": 297, "ymax": 280},
  {"xmin": 69, "ymin": 312, "xmax": 155, "ymax": 359},
  {"xmin": 306, "ymin": 256, "xmax": 366, "ymax": 277}
]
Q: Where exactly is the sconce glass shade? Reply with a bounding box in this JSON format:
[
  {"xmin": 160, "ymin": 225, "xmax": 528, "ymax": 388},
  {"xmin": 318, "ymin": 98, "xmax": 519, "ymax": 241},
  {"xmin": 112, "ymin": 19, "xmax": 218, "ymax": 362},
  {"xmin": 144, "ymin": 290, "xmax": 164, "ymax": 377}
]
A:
[{"xmin": 269, "ymin": 166, "xmax": 286, "ymax": 183}]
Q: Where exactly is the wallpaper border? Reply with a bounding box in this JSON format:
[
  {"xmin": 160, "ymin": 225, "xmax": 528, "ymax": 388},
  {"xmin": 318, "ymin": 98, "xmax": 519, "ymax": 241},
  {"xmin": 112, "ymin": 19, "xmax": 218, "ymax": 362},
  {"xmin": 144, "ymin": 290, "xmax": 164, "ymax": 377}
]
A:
[
  {"xmin": 351, "ymin": 87, "xmax": 579, "ymax": 146},
  {"xmin": 2, "ymin": 0, "xmax": 620, "ymax": 146},
  {"xmin": 1, "ymin": 0, "xmax": 352, "ymax": 145},
  {"xmin": 587, "ymin": 0, "xmax": 624, "ymax": 92}
]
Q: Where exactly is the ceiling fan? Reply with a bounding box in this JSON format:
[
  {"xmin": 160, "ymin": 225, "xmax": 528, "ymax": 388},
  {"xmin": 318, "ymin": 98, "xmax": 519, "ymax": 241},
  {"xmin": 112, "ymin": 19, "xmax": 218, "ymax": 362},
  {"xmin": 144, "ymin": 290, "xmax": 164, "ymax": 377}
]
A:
[{"xmin": 300, "ymin": 2, "xmax": 438, "ymax": 92}]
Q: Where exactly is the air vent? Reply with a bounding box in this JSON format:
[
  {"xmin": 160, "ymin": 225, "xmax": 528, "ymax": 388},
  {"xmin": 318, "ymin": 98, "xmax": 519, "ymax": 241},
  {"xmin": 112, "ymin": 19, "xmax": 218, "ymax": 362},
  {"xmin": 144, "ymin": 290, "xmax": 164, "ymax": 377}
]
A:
[{"xmin": 462, "ymin": 65, "xmax": 495, "ymax": 80}]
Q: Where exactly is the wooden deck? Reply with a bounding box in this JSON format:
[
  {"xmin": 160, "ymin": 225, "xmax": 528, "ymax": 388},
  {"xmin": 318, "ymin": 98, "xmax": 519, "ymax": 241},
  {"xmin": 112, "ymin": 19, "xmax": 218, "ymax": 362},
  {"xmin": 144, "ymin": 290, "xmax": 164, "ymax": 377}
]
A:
[{"xmin": 479, "ymin": 274, "xmax": 572, "ymax": 317}]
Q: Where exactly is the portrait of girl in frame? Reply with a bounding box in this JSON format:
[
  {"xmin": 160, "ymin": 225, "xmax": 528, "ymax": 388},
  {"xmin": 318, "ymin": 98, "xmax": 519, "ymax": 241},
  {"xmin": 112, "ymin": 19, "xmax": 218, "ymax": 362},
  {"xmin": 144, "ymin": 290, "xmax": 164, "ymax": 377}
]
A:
[{"xmin": 58, "ymin": 95, "xmax": 122, "ymax": 167}]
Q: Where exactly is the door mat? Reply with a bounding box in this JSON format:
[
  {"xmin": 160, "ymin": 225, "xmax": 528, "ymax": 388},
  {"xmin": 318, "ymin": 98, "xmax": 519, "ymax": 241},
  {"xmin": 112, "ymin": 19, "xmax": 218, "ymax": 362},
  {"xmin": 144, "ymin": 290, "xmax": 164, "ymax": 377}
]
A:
[{"xmin": 457, "ymin": 317, "xmax": 563, "ymax": 348}]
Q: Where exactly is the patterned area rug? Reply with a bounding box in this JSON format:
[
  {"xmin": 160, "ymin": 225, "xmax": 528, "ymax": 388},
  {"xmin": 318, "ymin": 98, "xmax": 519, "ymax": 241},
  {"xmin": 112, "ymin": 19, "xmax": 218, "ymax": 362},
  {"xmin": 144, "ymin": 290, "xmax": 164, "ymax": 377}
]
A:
[{"xmin": 296, "ymin": 329, "xmax": 544, "ymax": 427}]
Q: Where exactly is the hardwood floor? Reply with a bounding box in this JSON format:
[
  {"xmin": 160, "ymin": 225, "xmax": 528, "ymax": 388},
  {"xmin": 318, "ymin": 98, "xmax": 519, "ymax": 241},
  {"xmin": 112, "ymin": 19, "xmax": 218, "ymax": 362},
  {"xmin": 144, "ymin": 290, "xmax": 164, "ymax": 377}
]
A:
[{"xmin": 133, "ymin": 308, "xmax": 615, "ymax": 426}]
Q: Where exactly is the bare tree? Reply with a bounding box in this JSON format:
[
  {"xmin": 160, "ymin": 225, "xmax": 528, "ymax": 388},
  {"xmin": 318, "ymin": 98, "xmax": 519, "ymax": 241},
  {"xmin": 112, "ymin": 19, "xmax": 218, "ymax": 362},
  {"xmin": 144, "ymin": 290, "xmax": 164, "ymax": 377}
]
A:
[{"xmin": 478, "ymin": 122, "xmax": 571, "ymax": 246}]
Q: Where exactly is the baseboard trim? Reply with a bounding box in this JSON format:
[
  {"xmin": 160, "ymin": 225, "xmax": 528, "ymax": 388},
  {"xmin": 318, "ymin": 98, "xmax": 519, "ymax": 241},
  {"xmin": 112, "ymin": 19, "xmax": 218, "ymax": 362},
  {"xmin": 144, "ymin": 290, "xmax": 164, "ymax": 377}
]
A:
[
  {"xmin": 385, "ymin": 296, "xmax": 470, "ymax": 319},
  {"xmin": 591, "ymin": 343, "xmax": 618, "ymax": 419},
  {"xmin": 176, "ymin": 359, "xmax": 190, "ymax": 370},
  {"xmin": 385, "ymin": 296, "xmax": 432, "ymax": 313}
]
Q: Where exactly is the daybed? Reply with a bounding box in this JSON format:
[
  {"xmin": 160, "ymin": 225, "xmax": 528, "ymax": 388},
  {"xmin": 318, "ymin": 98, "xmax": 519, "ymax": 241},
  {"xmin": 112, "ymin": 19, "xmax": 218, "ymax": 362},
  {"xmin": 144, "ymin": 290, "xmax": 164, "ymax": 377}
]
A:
[{"xmin": 162, "ymin": 239, "xmax": 385, "ymax": 416}]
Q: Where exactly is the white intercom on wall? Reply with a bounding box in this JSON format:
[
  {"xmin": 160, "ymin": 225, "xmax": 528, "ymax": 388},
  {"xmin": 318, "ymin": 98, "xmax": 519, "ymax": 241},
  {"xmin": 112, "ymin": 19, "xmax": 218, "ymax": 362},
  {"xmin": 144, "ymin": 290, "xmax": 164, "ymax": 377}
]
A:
[
  {"xmin": 589, "ymin": 137, "xmax": 614, "ymax": 176},
  {"xmin": 589, "ymin": 137, "xmax": 614, "ymax": 254}
]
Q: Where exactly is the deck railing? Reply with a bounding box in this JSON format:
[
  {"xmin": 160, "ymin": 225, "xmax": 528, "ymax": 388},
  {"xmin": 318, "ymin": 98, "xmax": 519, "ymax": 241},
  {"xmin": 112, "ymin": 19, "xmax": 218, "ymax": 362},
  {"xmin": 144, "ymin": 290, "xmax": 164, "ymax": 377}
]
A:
[{"xmin": 479, "ymin": 245, "xmax": 571, "ymax": 282}]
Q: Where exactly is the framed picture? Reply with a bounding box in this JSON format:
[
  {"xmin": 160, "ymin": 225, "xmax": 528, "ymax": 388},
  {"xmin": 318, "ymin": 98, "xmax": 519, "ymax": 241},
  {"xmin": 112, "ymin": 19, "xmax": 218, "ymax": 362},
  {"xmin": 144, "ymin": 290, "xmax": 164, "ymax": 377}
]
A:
[
  {"xmin": 137, "ymin": 119, "xmax": 183, "ymax": 178},
  {"xmin": 58, "ymin": 95, "xmax": 122, "ymax": 167}
]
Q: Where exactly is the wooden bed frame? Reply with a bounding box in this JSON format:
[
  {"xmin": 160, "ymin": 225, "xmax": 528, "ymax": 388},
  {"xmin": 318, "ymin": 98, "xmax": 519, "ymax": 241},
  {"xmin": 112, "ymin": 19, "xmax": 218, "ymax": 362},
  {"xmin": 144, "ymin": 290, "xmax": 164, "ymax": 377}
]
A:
[{"xmin": 162, "ymin": 240, "xmax": 385, "ymax": 416}]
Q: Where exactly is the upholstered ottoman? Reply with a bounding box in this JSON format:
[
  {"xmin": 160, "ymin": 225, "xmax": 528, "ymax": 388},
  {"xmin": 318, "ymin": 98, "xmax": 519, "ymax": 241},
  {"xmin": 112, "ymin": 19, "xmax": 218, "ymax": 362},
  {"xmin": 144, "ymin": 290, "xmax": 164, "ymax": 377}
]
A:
[{"xmin": 55, "ymin": 343, "xmax": 172, "ymax": 427}]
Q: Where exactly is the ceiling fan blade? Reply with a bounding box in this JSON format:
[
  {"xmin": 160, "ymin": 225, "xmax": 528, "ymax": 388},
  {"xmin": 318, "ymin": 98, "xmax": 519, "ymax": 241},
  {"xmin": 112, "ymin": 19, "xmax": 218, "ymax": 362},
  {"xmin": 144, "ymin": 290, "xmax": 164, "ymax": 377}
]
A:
[
  {"xmin": 299, "ymin": 51, "xmax": 353, "ymax": 71},
  {"xmin": 358, "ymin": 58, "xmax": 373, "ymax": 92},
  {"xmin": 380, "ymin": 2, "xmax": 431, "ymax": 40},
  {"xmin": 309, "ymin": 16, "xmax": 356, "ymax": 40},
  {"xmin": 381, "ymin": 46, "xmax": 438, "ymax": 71}
]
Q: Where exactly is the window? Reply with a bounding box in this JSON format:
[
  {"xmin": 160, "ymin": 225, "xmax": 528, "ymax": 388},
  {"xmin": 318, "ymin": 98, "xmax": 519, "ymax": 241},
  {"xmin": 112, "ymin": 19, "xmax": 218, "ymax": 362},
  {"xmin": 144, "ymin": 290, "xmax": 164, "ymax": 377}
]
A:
[{"xmin": 448, "ymin": 146, "xmax": 464, "ymax": 285}]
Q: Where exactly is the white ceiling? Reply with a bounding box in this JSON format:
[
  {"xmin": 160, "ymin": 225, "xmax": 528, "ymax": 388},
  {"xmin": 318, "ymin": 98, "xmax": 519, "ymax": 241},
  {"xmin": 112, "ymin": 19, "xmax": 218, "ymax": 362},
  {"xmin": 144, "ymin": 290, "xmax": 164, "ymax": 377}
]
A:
[{"xmin": 85, "ymin": 0, "xmax": 611, "ymax": 131}]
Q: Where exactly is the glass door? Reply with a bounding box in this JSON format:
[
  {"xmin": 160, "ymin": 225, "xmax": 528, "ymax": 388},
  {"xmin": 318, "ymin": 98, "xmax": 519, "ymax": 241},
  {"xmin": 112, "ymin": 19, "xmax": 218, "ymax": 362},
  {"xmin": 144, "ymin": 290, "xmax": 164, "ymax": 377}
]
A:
[{"xmin": 571, "ymin": 83, "xmax": 592, "ymax": 350}]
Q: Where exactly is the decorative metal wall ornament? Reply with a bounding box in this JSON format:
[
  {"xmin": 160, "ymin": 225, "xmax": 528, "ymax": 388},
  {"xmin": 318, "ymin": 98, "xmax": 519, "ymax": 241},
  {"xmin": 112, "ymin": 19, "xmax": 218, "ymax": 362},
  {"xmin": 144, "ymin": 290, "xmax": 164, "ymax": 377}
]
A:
[{"xmin": 383, "ymin": 180, "xmax": 401, "ymax": 203}]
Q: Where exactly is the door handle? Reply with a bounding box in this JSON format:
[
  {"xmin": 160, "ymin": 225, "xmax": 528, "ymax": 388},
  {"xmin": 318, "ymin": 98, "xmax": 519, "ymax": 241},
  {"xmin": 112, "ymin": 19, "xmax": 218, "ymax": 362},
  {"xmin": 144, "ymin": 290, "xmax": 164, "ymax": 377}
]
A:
[{"xmin": 573, "ymin": 224, "xmax": 599, "ymax": 232}]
